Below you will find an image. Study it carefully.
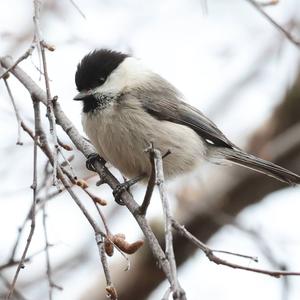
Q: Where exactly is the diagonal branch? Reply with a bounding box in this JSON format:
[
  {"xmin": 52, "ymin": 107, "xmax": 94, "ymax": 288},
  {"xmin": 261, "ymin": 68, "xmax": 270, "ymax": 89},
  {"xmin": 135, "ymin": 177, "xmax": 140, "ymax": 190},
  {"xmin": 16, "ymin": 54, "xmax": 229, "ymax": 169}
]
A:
[{"xmin": 0, "ymin": 57, "xmax": 174, "ymax": 295}]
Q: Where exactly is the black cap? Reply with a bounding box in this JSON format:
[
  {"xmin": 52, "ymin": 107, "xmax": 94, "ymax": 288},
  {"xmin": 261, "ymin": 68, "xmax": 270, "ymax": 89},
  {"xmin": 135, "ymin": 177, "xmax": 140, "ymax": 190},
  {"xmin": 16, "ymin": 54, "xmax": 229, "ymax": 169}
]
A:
[{"xmin": 75, "ymin": 49, "xmax": 128, "ymax": 92}]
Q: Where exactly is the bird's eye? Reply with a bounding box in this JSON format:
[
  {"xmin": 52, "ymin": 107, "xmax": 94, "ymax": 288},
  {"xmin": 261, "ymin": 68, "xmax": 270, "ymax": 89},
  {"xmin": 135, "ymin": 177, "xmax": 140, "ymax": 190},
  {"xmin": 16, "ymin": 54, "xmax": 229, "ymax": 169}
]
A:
[{"xmin": 99, "ymin": 77, "xmax": 106, "ymax": 85}]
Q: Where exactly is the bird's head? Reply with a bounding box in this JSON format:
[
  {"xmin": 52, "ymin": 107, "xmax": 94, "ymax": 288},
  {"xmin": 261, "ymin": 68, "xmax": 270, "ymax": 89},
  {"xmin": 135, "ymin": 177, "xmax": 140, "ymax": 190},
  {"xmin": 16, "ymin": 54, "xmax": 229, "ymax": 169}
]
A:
[{"xmin": 74, "ymin": 49, "xmax": 130, "ymax": 112}]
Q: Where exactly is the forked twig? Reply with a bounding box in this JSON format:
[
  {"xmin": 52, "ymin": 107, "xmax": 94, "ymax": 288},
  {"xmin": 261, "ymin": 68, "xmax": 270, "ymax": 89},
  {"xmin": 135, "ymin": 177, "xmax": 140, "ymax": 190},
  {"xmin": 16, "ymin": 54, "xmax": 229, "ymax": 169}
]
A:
[{"xmin": 172, "ymin": 219, "xmax": 300, "ymax": 278}]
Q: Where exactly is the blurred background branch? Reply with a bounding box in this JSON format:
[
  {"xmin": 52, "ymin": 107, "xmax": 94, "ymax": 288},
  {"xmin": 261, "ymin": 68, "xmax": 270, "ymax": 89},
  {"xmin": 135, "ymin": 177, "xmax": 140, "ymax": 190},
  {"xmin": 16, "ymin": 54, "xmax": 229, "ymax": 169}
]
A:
[{"xmin": 1, "ymin": 1, "xmax": 300, "ymax": 300}]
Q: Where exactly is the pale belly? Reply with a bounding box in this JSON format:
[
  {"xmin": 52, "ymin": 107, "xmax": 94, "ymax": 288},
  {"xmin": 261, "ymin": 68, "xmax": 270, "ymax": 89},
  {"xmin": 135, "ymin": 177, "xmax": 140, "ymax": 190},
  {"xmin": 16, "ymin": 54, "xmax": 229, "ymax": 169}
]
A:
[{"xmin": 82, "ymin": 105, "xmax": 206, "ymax": 180}]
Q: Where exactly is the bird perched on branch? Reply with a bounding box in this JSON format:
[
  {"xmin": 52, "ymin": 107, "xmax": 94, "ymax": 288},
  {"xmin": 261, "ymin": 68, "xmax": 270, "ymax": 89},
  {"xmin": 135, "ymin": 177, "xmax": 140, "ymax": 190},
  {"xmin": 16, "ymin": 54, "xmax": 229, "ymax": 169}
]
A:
[{"xmin": 73, "ymin": 49, "xmax": 300, "ymax": 195}]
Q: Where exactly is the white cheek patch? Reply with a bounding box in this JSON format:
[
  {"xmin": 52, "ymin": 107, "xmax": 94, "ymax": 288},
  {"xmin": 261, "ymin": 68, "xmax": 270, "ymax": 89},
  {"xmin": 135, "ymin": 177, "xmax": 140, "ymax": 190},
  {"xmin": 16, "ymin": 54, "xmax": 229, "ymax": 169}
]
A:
[{"xmin": 94, "ymin": 57, "xmax": 153, "ymax": 95}]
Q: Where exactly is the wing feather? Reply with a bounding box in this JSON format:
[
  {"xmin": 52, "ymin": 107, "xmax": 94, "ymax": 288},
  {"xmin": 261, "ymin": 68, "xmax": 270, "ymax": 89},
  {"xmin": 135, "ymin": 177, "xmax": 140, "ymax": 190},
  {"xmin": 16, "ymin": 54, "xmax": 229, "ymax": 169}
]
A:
[{"xmin": 127, "ymin": 74, "xmax": 235, "ymax": 148}]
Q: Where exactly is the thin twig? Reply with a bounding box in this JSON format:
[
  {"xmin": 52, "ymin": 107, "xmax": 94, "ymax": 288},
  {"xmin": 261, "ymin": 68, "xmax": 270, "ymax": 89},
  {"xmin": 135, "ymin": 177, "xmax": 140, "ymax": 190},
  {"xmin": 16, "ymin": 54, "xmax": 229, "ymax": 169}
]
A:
[
  {"xmin": 0, "ymin": 86, "xmax": 34, "ymax": 265},
  {"xmin": 211, "ymin": 249, "xmax": 258, "ymax": 262},
  {"xmin": 0, "ymin": 258, "xmax": 31, "ymax": 272},
  {"xmin": 33, "ymin": 0, "xmax": 59, "ymax": 186},
  {"xmin": 6, "ymin": 98, "xmax": 40, "ymax": 299},
  {"xmin": 172, "ymin": 219, "xmax": 300, "ymax": 278},
  {"xmin": 0, "ymin": 45, "xmax": 35, "ymax": 80},
  {"xmin": 57, "ymin": 147, "xmax": 77, "ymax": 180},
  {"xmin": 97, "ymin": 237, "xmax": 117, "ymax": 300},
  {"xmin": 3, "ymin": 78, "xmax": 23, "ymax": 145},
  {"xmin": 68, "ymin": 0, "xmax": 86, "ymax": 19},
  {"xmin": 0, "ymin": 274, "xmax": 27, "ymax": 300},
  {"xmin": 42, "ymin": 201, "xmax": 62, "ymax": 300},
  {"xmin": 244, "ymin": 0, "xmax": 300, "ymax": 48},
  {"xmin": 0, "ymin": 248, "xmax": 53, "ymax": 272},
  {"xmin": 92, "ymin": 200, "xmax": 110, "ymax": 235},
  {"xmin": 153, "ymin": 147, "xmax": 186, "ymax": 300},
  {"xmin": 89, "ymin": 195, "xmax": 131, "ymax": 269},
  {"xmin": 7, "ymin": 196, "xmax": 36, "ymax": 264}
]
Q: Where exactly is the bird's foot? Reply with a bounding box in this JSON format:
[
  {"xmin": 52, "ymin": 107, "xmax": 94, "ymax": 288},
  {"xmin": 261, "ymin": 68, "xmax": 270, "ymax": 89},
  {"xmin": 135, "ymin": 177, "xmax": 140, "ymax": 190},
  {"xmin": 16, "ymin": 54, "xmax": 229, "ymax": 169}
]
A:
[
  {"xmin": 113, "ymin": 174, "xmax": 145, "ymax": 205},
  {"xmin": 86, "ymin": 153, "xmax": 104, "ymax": 172}
]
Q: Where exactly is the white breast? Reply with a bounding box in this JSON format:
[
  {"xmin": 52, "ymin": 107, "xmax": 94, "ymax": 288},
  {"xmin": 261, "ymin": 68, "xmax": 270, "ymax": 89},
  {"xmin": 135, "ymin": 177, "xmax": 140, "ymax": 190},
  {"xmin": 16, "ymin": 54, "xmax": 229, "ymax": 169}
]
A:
[{"xmin": 81, "ymin": 99, "xmax": 207, "ymax": 180}]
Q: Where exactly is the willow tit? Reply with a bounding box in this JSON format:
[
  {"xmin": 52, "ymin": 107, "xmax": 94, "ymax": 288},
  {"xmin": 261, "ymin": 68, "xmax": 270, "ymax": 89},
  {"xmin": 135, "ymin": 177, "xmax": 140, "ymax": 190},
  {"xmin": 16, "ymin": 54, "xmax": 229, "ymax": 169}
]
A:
[{"xmin": 74, "ymin": 49, "xmax": 300, "ymax": 185}]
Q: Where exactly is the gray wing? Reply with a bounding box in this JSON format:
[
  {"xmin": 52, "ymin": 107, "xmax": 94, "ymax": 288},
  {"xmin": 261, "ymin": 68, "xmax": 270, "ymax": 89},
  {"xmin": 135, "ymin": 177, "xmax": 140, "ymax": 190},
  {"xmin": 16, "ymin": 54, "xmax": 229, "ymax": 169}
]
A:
[{"xmin": 129, "ymin": 74, "xmax": 235, "ymax": 149}]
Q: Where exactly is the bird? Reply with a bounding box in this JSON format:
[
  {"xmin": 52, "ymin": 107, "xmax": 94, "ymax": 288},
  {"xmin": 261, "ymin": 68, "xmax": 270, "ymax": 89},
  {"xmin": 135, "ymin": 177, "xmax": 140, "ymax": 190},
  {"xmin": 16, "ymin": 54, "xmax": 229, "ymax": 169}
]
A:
[{"xmin": 73, "ymin": 49, "xmax": 300, "ymax": 194}]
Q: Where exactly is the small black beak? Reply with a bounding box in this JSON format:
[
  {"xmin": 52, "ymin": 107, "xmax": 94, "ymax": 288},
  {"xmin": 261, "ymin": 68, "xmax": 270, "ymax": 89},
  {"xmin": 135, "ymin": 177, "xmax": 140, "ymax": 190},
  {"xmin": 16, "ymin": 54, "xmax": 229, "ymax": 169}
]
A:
[{"xmin": 73, "ymin": 90, "xmax": 94, "ymax": 101}]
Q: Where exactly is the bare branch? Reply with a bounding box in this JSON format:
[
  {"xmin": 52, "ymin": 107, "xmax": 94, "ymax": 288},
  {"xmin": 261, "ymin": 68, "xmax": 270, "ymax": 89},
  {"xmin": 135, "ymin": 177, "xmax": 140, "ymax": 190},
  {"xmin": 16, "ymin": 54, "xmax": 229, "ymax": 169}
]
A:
[
  {"xmin": 3, "ymin": 78, "xmax": 23, "ymax": 145},
  {"xmin": 42, "ymin": 203, "xmax": 62, "ymax": 299},
  {"xmin": 0, "ymin": 45, "xmax": 35, "ymax": 80},
  {"xmin": 68, "ymin": 0, "xmax": 86, "ymax": 19},
  {"xmin": 152, "ymin": 146, "xmax": 186, "ymax": 300},
  {"xmin": 0, "ymin": 274, "xmax": 27, "ymax": 300},
  {"xmin": 172, "ymin": 219, "xmax": 300, "ymax": 278},
  {"xmin": 33, "ymin": 0, "xmax": 59, "ymax": 186},
  {"xmin": 6, "ymin": 98, "xmax": 40, "ymax": 299},
  {"xmin": 97, "ymin": 238, "xmax": 117, "ymax": 300},
  {"xmin": 244, "ymin": 0, "xmax": 300, "ymax": 48}
]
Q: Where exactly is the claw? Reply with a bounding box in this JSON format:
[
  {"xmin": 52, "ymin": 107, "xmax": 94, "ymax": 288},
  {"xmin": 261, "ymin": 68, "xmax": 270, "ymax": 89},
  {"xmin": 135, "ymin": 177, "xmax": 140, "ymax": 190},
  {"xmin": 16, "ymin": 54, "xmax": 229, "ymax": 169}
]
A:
[
  {"xmin": 86, "ymin": 153, "xmax": 103, "ymax": 171},
  {"xmin": 112, "ymin": 183, "xmax": 128, "ymax": 205},
  {"xmin": 112, "ymin": 174, "xmax": 145, "ymax": 205}
]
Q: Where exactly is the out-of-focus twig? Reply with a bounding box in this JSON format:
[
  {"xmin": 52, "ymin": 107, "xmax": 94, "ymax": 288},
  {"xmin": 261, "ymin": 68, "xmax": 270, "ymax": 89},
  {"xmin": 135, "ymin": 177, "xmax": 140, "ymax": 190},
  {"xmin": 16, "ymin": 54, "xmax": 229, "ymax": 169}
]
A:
[
  {"xmin": 0, "ymin": 45, "xmax": 35, "ymax": 80},
  {"xmin": 244, "ymin": 0, "xmax": 300, "ymax": 48},
  {"xmin": 3, "ymin": 78, "xmax": 23, "ymax": 145},
  {"xmin": 42, "ymin": 202, "xmax": 63, "ymax": 300},
  {"xmin": 0, "ymin": 274, "xmax": 27, "ymax": 300},
  {"xmin": 68, "ymin": 0, "xmax": 86, "ymax": 19},
  {"xmin": 6, "ymin": 98, "xmax": 40, "ymax": 299}
]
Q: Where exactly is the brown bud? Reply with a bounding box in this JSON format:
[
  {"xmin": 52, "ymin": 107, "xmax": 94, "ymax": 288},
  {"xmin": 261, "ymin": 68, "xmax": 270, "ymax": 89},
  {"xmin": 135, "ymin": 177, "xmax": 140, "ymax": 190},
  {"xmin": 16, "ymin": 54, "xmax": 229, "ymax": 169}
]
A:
[
  {"xmin": 83, "ymin": 189, "xmax": 108, "ymax": 206},
  {"xmin": 124, "ymin": 240, "xmax": 144, "ymax": 254},
  {"xmin": 61, "ymin": 144, "xmax": 73, "ymax": 151},
  {"xmin": 112, "ymin": 234, "xmax": 144, "ymax": 255},
  {"xmin": 114, "ymin": 233, "xmax": 126, "ymax": 240},
  {"xmin": 58, "ymin": 139, "xmax": 73, "ymax": 151},
  {"xmin": 106, "ymin": 285, "xmax": 118, "ymax": 300},
  {"xmin": 41, "ymin": 41, "xmax": 56, "ymax": 51},
  {"xmin": 104, "ymin": 237, "xmax": 114, "ymax": 256},
  {"xmin": 93, "ymin": 196, "xmax": 107, "ymax": 206},
  {"xmin": 76, "ymin": 179, "xmax": 89, "ymax": 189}
]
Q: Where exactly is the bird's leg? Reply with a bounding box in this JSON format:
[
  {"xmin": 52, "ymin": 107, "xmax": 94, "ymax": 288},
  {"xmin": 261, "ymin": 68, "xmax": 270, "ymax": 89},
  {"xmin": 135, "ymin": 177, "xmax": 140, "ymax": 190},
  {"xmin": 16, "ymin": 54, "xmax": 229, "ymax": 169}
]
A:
[
  {"xmin": 113, "ymin": 174, "xmax": 146, "ymax": 205},
  {"xmin": 86, "ymin": 153, "xmax": 105, "ymax": 172}
]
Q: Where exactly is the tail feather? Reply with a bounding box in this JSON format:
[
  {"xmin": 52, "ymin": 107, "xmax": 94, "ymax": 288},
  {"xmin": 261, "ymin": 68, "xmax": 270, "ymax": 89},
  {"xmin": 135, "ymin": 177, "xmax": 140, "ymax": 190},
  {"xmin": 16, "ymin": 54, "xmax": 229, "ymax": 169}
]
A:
[{"xmin": 219, "ymin": 149, "xmax": 300, "ymax": 185}]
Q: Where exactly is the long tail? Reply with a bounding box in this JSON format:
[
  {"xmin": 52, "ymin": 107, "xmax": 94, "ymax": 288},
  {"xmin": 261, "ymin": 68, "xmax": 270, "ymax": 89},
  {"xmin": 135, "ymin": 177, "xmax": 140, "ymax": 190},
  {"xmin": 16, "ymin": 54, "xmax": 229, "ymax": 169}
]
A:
[{"xmin": 217, "ymin": 148, "xmax": 300, "ymax": 185}]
